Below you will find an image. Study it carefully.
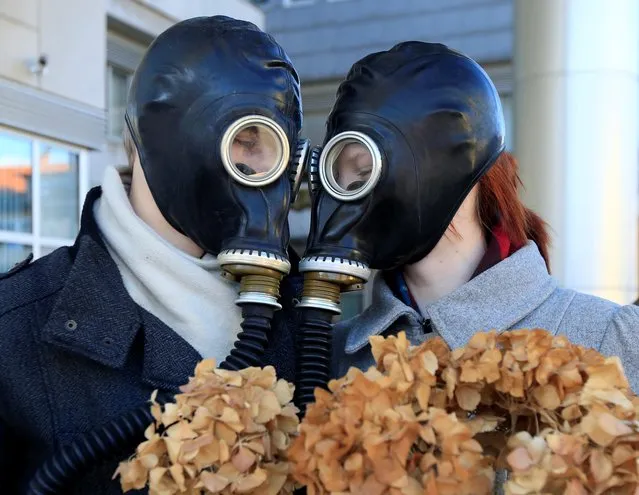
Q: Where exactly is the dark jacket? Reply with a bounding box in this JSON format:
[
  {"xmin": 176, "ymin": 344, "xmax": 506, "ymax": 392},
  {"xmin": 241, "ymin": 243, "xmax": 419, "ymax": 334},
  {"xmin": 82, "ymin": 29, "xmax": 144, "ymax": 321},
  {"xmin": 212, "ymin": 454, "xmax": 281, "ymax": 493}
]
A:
[{"xmin": 0, "ymin": 187, "xmax": 302, "ymax": 494}]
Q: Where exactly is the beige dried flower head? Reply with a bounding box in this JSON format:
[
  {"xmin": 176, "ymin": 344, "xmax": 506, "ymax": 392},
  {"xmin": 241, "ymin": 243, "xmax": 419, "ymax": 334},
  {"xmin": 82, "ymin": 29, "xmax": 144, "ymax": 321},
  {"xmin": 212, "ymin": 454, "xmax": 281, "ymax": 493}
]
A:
[
  {"xmin": 293, "ymin": 328, "xmax": 639, "ymax": 495},
  {"xmin": 115, "ymin": 360, "xmax": 299, "ymax": 495},
  {"xmin": 289, "ymin": 338, "xmax": 494, "ymax": 495},
  {"xmin": 440, "ymin": 328, "xmax": 639, "ymax": 495}
]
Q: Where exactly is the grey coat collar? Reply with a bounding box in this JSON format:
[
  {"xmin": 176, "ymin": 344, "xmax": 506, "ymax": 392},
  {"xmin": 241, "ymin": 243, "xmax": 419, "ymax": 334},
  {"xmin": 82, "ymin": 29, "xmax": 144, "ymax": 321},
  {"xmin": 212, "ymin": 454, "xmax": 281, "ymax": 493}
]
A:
[{"xmin": 343, "ymin": 242, "xmax": 557, "ymax": 354}]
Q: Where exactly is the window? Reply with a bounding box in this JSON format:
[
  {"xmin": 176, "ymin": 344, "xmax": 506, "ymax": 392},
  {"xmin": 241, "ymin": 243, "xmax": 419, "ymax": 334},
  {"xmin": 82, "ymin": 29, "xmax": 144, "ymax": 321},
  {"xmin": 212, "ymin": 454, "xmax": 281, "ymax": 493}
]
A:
[
  {"xmin": 107, "ymin": 64, "xmax": 133, "ymax": 139},
  {"xmin": 500, "ymin": 94, "xmax": 514, "ymax": 151},
  {"xmin": 338, "ymin": 291, "xmax": 365, "ymax": 321},
  {"xmin": 282, "ymin": 0, "xmax": 315, "ymax": 7},
  {"xmin": 0, "ymin": 128, "xmax": 88, "ymax": 272}
]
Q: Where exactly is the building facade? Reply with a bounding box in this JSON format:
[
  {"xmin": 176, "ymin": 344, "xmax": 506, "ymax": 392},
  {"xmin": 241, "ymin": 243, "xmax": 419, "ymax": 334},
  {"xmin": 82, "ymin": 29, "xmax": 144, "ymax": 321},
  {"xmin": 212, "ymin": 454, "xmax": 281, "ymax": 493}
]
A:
[
  {"xmin": 0, "ymin": 0, "xmax": 263, "ymax": 271},
  {"xmin": 266, "ymin": 0, "xmax": 639, "ymax": 315}
]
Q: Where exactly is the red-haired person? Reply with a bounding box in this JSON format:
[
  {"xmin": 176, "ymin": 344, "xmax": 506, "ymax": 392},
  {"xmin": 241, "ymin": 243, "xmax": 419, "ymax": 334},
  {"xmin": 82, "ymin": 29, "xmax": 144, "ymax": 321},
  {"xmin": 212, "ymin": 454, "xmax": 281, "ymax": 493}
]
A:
[{"xmin": 299, "ymin": 42, "xmax": 639, "ymax": 390}]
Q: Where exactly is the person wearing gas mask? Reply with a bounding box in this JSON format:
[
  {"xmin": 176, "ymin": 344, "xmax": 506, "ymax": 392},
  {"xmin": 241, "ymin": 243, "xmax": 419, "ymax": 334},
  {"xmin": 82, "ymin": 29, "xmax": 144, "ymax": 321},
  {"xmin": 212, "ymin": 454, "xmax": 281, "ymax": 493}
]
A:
[
  {"xmin": 299, "ymin": 41, "xmax": 639, "ymax": 392},
  {"xmin": 0, "ymin": 16, "xmax": 307, "ymax": 493}
]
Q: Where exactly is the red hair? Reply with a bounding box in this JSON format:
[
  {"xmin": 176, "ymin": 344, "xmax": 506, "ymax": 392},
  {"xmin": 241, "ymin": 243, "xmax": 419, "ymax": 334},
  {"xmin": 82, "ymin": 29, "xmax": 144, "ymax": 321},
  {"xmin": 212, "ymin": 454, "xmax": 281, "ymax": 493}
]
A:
[{"xmin": 477, "ymin": 151, "xmax": 551, "ymax": 271}]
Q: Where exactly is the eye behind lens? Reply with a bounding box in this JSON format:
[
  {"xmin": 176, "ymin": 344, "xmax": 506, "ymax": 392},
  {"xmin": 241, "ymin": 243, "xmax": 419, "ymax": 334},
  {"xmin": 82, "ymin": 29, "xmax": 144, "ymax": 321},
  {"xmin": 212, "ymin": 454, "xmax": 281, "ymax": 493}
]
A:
[
  {"xmin": 235, "ymin": 163, "xmax": 257, "ymax": 176},
  {"xmin": 221, "ymin": 115, "xmax": 290, "ymax": 187},
  {"xmin": 319, "ymin": 131, "xmax": 383, "ymax": 201}
]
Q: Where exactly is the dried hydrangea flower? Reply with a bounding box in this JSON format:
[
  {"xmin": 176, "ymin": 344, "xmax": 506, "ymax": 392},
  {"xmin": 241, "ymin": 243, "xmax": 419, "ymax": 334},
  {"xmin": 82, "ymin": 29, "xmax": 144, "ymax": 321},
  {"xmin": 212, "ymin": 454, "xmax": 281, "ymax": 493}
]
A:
[
  {"xmin": 115, "ymin": 360, "xmax": 299, "ymax": 495},
  {"xmin": 294, "ymin": 328, "xmax": 639, "ymax": 495},
  {"xmin": 289, "ymin": 338, "xmax": 494, "ymax": 495}
]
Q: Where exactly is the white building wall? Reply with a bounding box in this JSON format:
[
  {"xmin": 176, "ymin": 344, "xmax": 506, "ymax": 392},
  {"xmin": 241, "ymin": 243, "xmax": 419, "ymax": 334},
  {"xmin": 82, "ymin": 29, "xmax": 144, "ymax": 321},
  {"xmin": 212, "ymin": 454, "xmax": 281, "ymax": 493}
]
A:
[
  {"xmin": 515, "ymin": 0, "xmax": 639, "ymax": 304},
  {"xmin": 0, "ymin": 0, "xmax": 107, "ymax": 108}
]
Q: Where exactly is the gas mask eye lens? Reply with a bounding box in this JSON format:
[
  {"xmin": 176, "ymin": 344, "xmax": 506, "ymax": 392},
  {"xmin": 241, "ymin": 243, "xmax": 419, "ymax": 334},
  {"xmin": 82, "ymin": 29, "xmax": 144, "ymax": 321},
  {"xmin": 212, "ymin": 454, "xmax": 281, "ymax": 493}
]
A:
[
  {"xmin": 319, "ymin": 131, "xmax": 382, "ymax": 201},
  {"xmin": 222, "ymin": 115, "xmax": 290, "ymax": 187},
  {"xmin": 331, "ymin": 141, "xmax": 373, "ymax": 191}
]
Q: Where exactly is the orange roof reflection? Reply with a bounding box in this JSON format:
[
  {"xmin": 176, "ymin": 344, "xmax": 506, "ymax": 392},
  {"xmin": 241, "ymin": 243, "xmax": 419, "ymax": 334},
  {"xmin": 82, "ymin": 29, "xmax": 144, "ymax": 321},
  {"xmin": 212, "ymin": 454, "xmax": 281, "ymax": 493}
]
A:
[{"xmin": 0, "ymin": 156, "xmax": 71, "ymax": 194}]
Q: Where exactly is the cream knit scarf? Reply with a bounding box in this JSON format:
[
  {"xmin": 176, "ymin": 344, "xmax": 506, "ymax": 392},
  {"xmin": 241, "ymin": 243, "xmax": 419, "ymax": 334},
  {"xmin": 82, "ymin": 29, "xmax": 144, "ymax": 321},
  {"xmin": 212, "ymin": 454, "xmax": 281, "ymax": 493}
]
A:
[{"xmin": 94, "ymin": 166, "xmax": 242, "ymax": 361}]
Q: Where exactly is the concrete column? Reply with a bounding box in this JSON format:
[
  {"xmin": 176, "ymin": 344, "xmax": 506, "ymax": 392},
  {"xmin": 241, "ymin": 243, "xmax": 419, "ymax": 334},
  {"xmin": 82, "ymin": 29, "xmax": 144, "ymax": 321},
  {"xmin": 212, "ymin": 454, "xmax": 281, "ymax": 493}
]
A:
[{"xmin": 514, "ymin": 0, "xmax": 639, "ymax": 304}]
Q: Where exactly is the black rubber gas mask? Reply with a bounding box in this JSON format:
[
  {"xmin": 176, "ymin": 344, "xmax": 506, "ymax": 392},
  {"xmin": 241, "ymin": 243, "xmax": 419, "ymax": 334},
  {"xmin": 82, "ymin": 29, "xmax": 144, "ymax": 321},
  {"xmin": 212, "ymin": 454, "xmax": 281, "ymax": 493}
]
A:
[
  {"xmin": 298, "ymin": 42, "xmax": 505, "ymax": 312},
  {"xmin": 125, "ymin": 16, "xmax": 309, "ymax": 308}
]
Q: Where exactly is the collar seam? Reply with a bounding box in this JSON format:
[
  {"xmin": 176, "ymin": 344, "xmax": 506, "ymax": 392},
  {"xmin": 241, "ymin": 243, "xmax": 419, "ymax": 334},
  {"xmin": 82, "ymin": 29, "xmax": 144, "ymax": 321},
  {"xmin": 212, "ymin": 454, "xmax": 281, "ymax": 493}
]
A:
[
  {"xmin": 345, "ymin": 308, "xmax": 417, "ymax": 354},
  {"xmin": 0, "ymin": 286, "xmax": 64, "ymax": 320},
  {"xmin": 553, "ymin": 290, "xmax": 578, "ymax": 336}
]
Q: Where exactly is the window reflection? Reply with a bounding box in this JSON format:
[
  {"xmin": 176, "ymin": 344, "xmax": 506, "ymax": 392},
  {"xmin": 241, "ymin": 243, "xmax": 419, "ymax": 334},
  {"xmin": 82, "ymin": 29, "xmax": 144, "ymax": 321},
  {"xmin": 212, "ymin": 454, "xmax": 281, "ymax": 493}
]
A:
[
  {"xmin": 108, "ymin": 65, "xmax": 131, "ymax": 138},
  {"xmin": 40, "ymin": 146, "xmax": 79, "ymax": 238},
  {"xmin": 0, "ymin": 133, "xmax": 33, "ymax": 233},
  {"xmin": 0, "ymin": 242, "xmax": 31, "ymax": 272},
  {"xmin": 0, "ymin": 129, "xmax": 81, "ymax": 268},
  {"xmin": 338, "ymin": 291, "xmax": 364, "ymax": 321},
  {"xmin": 39, "ymin": 245, "xmax": 58, "ymax": 257}
]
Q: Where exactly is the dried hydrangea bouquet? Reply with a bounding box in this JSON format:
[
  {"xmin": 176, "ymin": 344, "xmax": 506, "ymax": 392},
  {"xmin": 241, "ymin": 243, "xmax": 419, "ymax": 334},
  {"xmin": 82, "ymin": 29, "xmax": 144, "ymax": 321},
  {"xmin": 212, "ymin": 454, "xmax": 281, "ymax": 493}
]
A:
[
  {"xmin": 115, "ymin": 361, "xmax": 299, "ymax": 494},
  {"xmin": 290, "ymin": 330, "xmax": 639, "ymax": 495},
  {"xmin": 116, "ymin": 329, "xmax": 639, "ymax": 495}
]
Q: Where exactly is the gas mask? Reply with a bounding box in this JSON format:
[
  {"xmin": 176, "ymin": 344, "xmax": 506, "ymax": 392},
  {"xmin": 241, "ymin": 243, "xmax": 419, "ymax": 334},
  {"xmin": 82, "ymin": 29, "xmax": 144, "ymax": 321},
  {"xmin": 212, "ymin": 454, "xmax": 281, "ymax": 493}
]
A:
[
  {"xmin": 125, "ymin": 16, "xmax": 309, "ymax": 309},
  {"xmin": 293, "ymin": 42, "xmax": 505, "ymax": 411},
  {"xmin": 300, "ymin": 41, "xmax": 506, "ymax": 310}
]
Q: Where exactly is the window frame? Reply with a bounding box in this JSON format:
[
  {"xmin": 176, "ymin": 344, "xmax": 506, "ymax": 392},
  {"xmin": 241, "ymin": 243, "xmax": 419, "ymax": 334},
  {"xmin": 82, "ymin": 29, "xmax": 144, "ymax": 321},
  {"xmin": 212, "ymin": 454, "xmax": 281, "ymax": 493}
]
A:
[
  {"xmin": 499, "ymin": 93, "xmax": 514, "ymax": 152},
  {"xmin": 282, "ymin": 0, "xmax": 315, "ymax": 7},
  {"xmin": 106, "ymin": 63, "xmax": 134, "ymax": 141},
  {"xmin": 0, "ymin": 126, "xmax": 90, "ymax": 261}
]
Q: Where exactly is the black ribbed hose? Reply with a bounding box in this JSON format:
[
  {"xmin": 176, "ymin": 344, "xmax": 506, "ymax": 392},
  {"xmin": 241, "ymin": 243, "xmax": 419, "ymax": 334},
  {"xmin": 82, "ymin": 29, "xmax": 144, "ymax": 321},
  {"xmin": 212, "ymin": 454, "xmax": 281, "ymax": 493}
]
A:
[
  {"xmin": 27, "ymin": 303, "xmax": 275, "ymax": 495},
  {"xmin": 219, "ymin": 304, "xmax": 275, "ymax": 371},
  {"xmin": 294, "ymin": 308, "xmax": 334, "ymax": 416}
]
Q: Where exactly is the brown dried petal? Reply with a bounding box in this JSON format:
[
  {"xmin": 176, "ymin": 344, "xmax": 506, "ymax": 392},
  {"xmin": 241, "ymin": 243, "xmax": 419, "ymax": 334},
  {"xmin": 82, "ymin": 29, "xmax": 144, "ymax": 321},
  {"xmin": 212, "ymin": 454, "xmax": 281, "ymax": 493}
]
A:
[
  {"xmin": 563, "ymin": 479, "xmax": 588, "ymax": 495},
  {"xmin": 586, "ymin": 357, "xmax": 630, "ymax": 390},
  {"xmin": 233, "ymin": 467, "xmax": 268, "ymax": 493},
  {"xmin": 455, "ymin": 386, "xmax": 481, "ymax": 411},
  {"xmin": 232, "ymin": 447, "xmax": 257, "ymax": 473},
  {"xmin": 533, "ymin": 384, "xmax": 561, "ymax": 410},
  {"xmin": 507, "ymin": 447, "xmax": 534, "ymax": 472},
  {"xmin": 114, "ymin": 459, "xmax": 149, "ymax": 491},
  {"xmin": 198, "ymin": 470, "xmax": 231, "ymax": 493},
  {"xmin": 273, "ymin": 379, "xmax": 294, "ymax": 405},
  {"xmin": 360, "ymin": 473, "xmax": 387, "ymax": 495},
  {"xmin": 254, "ymin": 465, "xmax": 289, "ymax": 495},
  {"xmin": 590, "ymin": 448, "xmax": 613, "ymax": 483}
]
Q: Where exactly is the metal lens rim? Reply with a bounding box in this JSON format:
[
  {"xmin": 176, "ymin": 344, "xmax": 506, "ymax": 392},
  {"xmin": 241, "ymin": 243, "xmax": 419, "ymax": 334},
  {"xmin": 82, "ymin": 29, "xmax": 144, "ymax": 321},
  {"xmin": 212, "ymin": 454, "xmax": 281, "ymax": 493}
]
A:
[
  {"xmin": 319, "ymin": 130, "xmax": 382, "ymax": 201},
  {"xmin": 220, "ymin": 115, "xmax": 290, "ymax": 187}
]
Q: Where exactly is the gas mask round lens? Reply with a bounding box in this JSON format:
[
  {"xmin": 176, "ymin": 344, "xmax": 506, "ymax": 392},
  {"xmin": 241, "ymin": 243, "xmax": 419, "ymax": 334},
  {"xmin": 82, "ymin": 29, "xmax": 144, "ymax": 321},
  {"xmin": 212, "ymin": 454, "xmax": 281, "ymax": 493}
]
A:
[
  {"xmin": 221, "ymin": 115, "xmax": 290, "ymax": 187},
  {"xmin": 319, "ymin": 131, "xmax": 382, "ymax": 201}
]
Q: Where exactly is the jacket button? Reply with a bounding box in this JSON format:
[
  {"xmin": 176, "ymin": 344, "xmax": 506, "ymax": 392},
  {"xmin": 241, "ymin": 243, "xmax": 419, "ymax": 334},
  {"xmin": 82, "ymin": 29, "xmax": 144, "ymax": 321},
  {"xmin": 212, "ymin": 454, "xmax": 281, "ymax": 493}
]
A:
[{"xmin": 65, "ymin": 320, "xmax": 77, "ymax": 331}]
